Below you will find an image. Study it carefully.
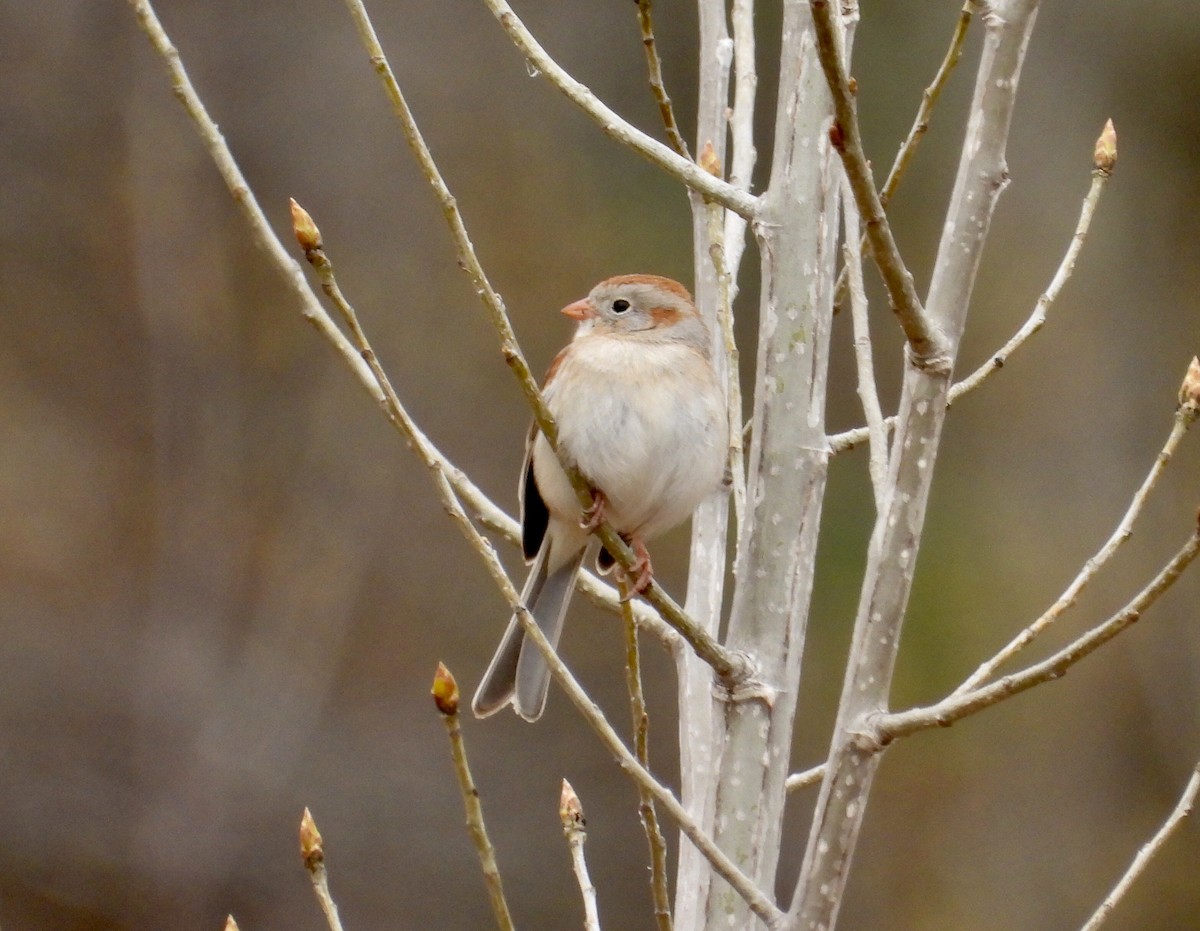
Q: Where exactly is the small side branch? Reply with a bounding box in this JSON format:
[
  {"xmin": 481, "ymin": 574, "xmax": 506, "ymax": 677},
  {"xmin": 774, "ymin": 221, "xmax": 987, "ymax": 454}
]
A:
[
  {"xmin": 840, "ymin": 174, "xmax": 889, "ymax": 505},
  {"xmin": 948, "ymin": 123, "xmax": 1116, "ymax": 409},
  {"xmin": 560, "ymin": 781, "xmax": 602, "ymax": 931},
  {"xmin": 833, "ymin": 2, "xmax": 973, "ymax": 309},
  {"xmin": 479, "ymin": 0, "xmax": 758, "ymax": 219},
  {"xmin": 879, "ymin": 522, "xmax": 1200, "ymax": 742},
  {"xmin": 784, "ymin": 763, "xmax": 825, "ymax": 793},
  {"xmin": 809, "ymin": 0, "xmax": 948, "ymax": 368},
  {"xmin": 1079, "ymin": 763, "xmax": 1200, "ymax": 931},
  {"xmin": 299, "ymin": 809, "xmax": 347, "ymax": 931},
  {"xmin": 621, "ymin": 593, "xmax": 673, "ymax": 931},
  {"xmin": 879, "ymin": 3, "xmax": 973, "ymax": 209},
  {"xmin": 634, "ymin": 0, "xmax": 690, "ymax": 159},
  {"xmin": 955, "ymin": 390, "xmax": 1194, "ymax": 695},
  {"xmin": 432, "ymin": 665, "xmax": 516, "ymax": 931}
]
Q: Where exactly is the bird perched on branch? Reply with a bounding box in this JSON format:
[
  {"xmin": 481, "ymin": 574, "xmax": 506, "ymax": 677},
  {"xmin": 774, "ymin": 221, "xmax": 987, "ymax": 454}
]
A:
[{"xmin": 472, "ymin": 275, "xmax": 729, "ymax": 721}]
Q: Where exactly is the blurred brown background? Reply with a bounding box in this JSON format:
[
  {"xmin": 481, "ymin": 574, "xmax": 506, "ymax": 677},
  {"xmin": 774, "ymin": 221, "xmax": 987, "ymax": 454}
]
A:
[{"xmin": 2, "ymin": 1, "xmax": 1199, "ymax": 928}]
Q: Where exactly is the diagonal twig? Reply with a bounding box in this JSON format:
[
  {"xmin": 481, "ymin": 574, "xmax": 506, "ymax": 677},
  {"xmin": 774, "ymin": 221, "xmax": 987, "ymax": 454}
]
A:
[
  {"xmin": 877, "ymin": 520, "xmax": 1200, "ymax": 743},
  {"xmin": 1079, "ymin": 762, "xmax": 1200, "ymax": 931},
  {"xmin": 621, "ymin": 589, "xmax": 673, "ymax": 931},
  {"xmin": 879, "ymin": 1, "xmax": 973, "ymax": 210},
  {"xmin": 479, "ymin": 0, "xmax": 757, "ymax": 219},
  {"xmin": 954, "ymin": 405, "xmax": 1195, "ymax": 696},
  {"xmin": 809, "ymin": 0, "xmax": 948, "ymax": 368},
  {"xmin": 634, "ymin": 0, "xmax": 690, "ymax": 159},
  {"xmin": 834, "ymin": 1, "xmax": 974, "ymax": 309},
  {"xmin": 126, "ymin": 0, "xmax": 516, "ymax": 565},
  {"xmin": 432, "ymin": 664, "xmax": 516, "ymax": 931}
]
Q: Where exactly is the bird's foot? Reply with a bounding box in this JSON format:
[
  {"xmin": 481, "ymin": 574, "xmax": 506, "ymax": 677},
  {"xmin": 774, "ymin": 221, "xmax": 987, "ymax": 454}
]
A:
[
  {"xmin": 619, "ymin": 539, "xmax": 654, "ymax": 600},
  {"xmin": 581, "ymin": 490, "xmax": 608, "ymax": 533}
]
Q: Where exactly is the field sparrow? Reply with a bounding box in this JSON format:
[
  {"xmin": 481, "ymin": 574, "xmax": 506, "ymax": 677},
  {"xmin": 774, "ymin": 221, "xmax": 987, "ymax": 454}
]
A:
[{"xmin": 472, "ymin": 275, "xmax": 729, "ymax": 721}]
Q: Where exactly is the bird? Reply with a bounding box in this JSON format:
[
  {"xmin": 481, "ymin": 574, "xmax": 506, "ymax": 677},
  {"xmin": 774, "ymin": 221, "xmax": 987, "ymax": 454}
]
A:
[{"xmin": 472, "ymin": 275, "xmax": 729, "ymax": 721}]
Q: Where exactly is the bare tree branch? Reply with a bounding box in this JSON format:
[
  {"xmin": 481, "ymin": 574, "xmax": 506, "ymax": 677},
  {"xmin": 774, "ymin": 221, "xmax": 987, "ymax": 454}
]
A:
[
  {"xmin": 299, "ymin": 809, "xmax": 347, "ymax": 931},
  {"xmin": 674, "ymin": 4, "xmax": 736, "ymax": 924},
  {"xmin": 127, "ymin": 0, "xmax": 526, "ymax": 581},
  {"xmin": 479, "ymin": 0, "xmax": 758, "ymax": 218},
  {"xmin": 833, "ymin": 2, "xmax": 974, "ymax": 311},
  {"xmin": 841, "ymin": 176, "xmax": 889, "ymax": 505},
  {"xmin": 810, "ymin": 0, "xmax": 949, "ymax": 368},
  {"xmin": 560, "ymin": 780, "xmax": 603, "ymax": 931},
  {"xmin": 879, "ymin": 2, "xmax": 974, "ymax": 209},
  {"xmin": 955, "ymin": 395, "xmax": 1195, "ymax": 696},
  {"xmin": 1080, "ymin": 763, "xmax": 1200, "ymax": 931},
  {"xmin": 878, "ymin": 523, "xmax": 1200, "ymax": 741},
  {"xmin": 634, "ymin": 0, "xmax": 690, "ymax": 159},
  {"xmin": 945, "ymin": 121, "xmax": 1116, "ymax": 407},
  {"xmin": 621, "ymin": 594, "xmax": 673, "ymax": 931},
  {"xmin": 721, "ymin": 0, "xmax": 758, "ymax": 280},
  {"xmin": 702, "ymin": 2, "xmax": 845, "ymax": 925},
  {"xmin": 784, "ymin": 763, "xmax": 825, "ymax": 793},
  {"xmin": 432, "ymin": 665, "xmax": 516, "ymax": 931}
]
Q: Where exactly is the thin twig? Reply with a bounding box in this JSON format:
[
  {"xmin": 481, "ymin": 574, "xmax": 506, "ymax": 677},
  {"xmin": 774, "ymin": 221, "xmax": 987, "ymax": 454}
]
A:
[
  {"xmin": 829, "ymin": 138, "xmax": 1114, "ymax": 455},
  {"xmin": 1079, "ymin": 763, "xmax": 1200, "ymax": 931},
  {"xmin": 809, "ymin": 0, "xmax": 948, "ymax": 368},
  {"xmin": 634, "ymin": 0, "xmax": 690, "ymax": 159},
  {"xmin": 621, "ymin": 590, "xmax": 673, "ymax": 931},
  {"xmin": 878, "ymin": 522, "xmax": 1200, "ymax": 742},
  {"xmin": 479, "ymin": 0, "xmax": 757, "ymax": 219},
  {"xmin": 947, "ymin": 146, "xmax": 1113, "ymax": 409},
  {"xmin": 299, "ymin": 809, "xmax": 346, "ymax": 931},
  {"xmin": 719, "ymin": 0, "xmax": 757, "ymax": 301},
  {"xmin": 841, "ymin": 175, "xmax": 888, "ymax": 506},
  {"xmin": 880, "ymin": 3, "xmax": 974, "ymax": 208},
  {"xmin": 954, "ymin": 398, "xmax": 1196, "ymax": 695},
  {"xmin": 834, "ymin": 1, "xmax": 973, "ymax": 309},
  {"xmin": 341, "ymin": 0, "xmax": 753, "ymax": 689},
  {"xmin": 698, "ymin": 152, "xmax": 746, "ymax": 535},
  {"xmin": 432, "ymin": 664, "xmax": 516, "ymax": 931},
  {"xmin": 560, "ymin": 780, "xmax": 602, "ymax": 931},
  {"xmin": 784, "ymin": 763, "xmax": 826, "ymax": 793}
]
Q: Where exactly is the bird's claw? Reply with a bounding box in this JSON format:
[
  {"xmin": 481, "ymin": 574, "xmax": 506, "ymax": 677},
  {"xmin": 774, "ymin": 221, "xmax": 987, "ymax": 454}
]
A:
[{"xmin": 581, "ymin": 491, "xmax": 608, "ymax": 533}]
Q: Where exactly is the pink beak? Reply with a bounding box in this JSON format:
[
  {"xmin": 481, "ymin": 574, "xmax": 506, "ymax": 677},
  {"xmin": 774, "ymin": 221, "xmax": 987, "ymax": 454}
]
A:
[{"xmin": 560, "ymin": 298, "xmax": 596, "ymax": 321}]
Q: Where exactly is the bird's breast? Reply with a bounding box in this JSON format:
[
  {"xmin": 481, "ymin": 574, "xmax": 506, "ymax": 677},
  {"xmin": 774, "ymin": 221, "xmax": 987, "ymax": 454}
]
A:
[{"xmin": 536, "ymin": 336, "xmax": 728, "ymax": 538}]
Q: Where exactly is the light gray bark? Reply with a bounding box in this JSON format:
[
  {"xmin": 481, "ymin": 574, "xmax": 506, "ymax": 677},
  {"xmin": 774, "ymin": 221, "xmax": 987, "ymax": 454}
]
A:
[
  {"xmin": 699, "ymin": 3, "xmax": 846, "ymax": 927},
  {"xmin": 788, "ymin": 3, "xmax": 1041, "ymax": 927}
]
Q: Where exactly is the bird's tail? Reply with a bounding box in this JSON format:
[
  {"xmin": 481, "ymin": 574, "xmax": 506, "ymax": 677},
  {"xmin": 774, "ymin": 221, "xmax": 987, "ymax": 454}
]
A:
[{"xmin": 471, "ymin": 545, "xmax": 585, "ymax": 721}]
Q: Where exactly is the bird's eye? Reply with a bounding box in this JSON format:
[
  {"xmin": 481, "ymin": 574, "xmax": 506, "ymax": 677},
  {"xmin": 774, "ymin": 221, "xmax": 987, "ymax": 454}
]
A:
[{"xmin": 612, "ymin": 299, "xmax": 631, "ymax": 314}]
